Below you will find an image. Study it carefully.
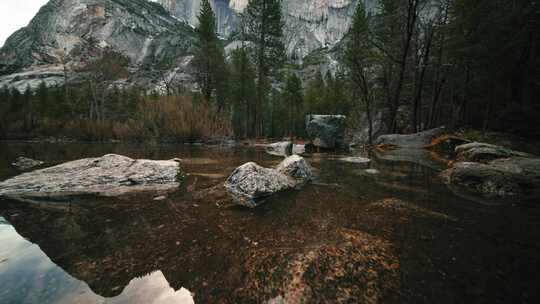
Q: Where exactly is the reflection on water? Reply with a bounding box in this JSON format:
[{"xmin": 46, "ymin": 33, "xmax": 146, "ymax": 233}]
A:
[
  {"xmin": 0, "ymin": 217, "xmax": 193, "ymax": 304},
  {"xmin": 1, "ymin": 141, "xmax": 540, "ymax": 303}
]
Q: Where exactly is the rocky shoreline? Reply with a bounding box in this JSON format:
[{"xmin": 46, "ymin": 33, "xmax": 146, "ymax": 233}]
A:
[{"xmin": 372, "ymin": 128, "xmax": 540, "ymax": 203}]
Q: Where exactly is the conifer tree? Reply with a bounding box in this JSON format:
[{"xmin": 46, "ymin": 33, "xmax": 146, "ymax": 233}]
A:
[
  {"xmin": 241, "ymin": 0, "xmax": 286, "ymax": 136},
  {"xmin": 343, "ymin": 2, "xmax": 376, "ymax": 144},
  {"xmin": 305, "ymin": 71, "xmax": 326, "ymax": 115},
  {"xmin": 22, "ymin": 85, "xmax": 35, "ymax": 131},
  {"xmin": 282, "ymin": 73, "xmax": 303, "ymax": 136},
  {"xmin": 192, "ymin": 0, "xmax": 228, "ymax": 109},
  {"xmin": 230, "ymin": 47, "xmax": 257, "ymax": 138}
]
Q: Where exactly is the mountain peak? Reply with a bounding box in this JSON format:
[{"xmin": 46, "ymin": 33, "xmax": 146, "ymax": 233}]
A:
[{"xmin": 0, "ymin": 0, "xmax": 195, "ymax": 89}]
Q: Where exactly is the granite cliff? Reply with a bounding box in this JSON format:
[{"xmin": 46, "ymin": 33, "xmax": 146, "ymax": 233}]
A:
[{"xmin": 0, "ymin": 0, "xmax": 195, "ymax": 90}]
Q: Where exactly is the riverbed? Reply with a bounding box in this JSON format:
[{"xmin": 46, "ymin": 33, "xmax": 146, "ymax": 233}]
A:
[{"xmin": 0, "ymin": 141, "xmax": 539, "ymax": 303}]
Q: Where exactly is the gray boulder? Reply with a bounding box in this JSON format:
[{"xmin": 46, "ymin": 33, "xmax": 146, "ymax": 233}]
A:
[
  {"xmin": 455, "ymin": 142, "xmax": 532, "ymax": 163},
  {"xmin": 443, "ymin": 157, "xmax": 540, "ymax": 201},
  {"xmin": 306, "ymin": 115, "xmax": 347, "ymax": 149},
  {"xmin": 265, "ymin": 142, "xmax": 305, "ymax": 157},
  {"xmin": 375, "ymin": 127, "xmax": 447, "ymax": 148},
  {"xmin": 0, "ymin": 154, "xmax": 182, "ymax": 201},
  {"xmin": 276, "ymin": 155, "xmax": 313, "ymax": 182},
  {"xmin": 11, "ymin": 157, "xmax": 44, "ymax": 170},
  {"xmin": 225, "ymin": 155, "xmax": 314, "ymax": 208}
]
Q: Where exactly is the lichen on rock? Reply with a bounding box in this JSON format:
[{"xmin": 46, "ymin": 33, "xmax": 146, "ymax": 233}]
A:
[
  {"xmin": 225, "ymin": 155, "xmax": 314, "ymax": 207},
  {"xmin": 0, "ymin": 154, "xmax": 182, "ymax": 202}
]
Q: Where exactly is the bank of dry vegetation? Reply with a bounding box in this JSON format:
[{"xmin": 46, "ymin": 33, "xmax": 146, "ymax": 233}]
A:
[{"xmin": 0, "ymin": 88, "xmax": 232, "ymax": 142}]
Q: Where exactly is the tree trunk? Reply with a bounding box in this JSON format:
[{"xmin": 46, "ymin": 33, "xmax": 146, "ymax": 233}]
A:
[
  {"xmin": 254, "ymin": 0, "xmax": 270, "ymax": 138},
  {"xmin": 412, "ymin": 24, "xmax": 434, "ymax": 132},
  {"xmin": 389, "ymin": 0, "xmax": 419, "ymax": 133}
]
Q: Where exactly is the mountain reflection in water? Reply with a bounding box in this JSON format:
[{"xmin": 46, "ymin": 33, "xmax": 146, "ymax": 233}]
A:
[{"xmin": 0, "ymin": 217, "xmax": 194, "ymax": 304}]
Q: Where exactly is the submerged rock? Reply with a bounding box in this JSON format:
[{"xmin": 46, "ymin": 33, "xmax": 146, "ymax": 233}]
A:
[
  {"xmin": 306, "ymin": 115, "xmax": 347, "ymax": 149},
  {"xmin": 238, "ymin": 228, "xmax": 400, "ymax": 303},
  {"xmin": 375, "ymin": 127, "xmax": 447, "ymax": 148},
  {"xmin": 373, "ymin": 148, "xmax": 448, "ymax": 171},
  {"xmin": 225, "ymin": 155, "xmax": 314, "ymax": 207},
  {"xmin": 11, "ymin": 157, "xmax": 44, "ymax": 170},
  {"xmin": 365, "ymin": 169, "xmax": 380, "ymax": 175},
  {"xmin": 0, "ymin": 154, "xmax": 182, "ymax": 201},
  {"xmin": 265, "ymin": 141, "xmax": 305, "ymax": 157},
  {"xmin": 443, "ymin": 157, "xmax": 540, "ymax": 201},
  {"xmin": 338, "ymin": 156, "xmax": 371, "ymax": 164},
  {"xmin": 455, "ymin": 142, "xmax": 532, "ymax": 163}
]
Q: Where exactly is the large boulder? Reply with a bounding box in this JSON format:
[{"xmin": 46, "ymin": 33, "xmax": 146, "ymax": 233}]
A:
[
  {"xmin": 306, "ymin": 115, "xmax": 347, "ymax": 149},
  {"xmin": 11, "ymin": 157, "xmax": 44, "ymax": 171},
  {"xmin": 225, "ymin": 155, "xmax": 314, "ymax": 208},
  {"xmin": 375, "ymin": 127, "xmax": 447, "ymax": 148},
  {"xmin": 0, "ymin": 154, "xmax": 182, "ymax": 201},
  {"xmin": 265, "ymin": 142, "xmax": 305, "ymax": 157},
  {"xmin": 455, "ymin": 142, "xmax": 532, "ymax": 163},
  {"xmin": 443, "ymin": 157, "xmax": 540, "ymax": 201}
]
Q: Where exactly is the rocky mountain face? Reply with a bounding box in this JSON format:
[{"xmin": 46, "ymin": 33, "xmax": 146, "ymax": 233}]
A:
[
  {"xmin": 283, "ymin": 0, "xmax": 368, "ymax": 59},
  {"xmin": 0, "ymin": 0, "xmax": 378, "ymax": 91},
  {"xmin": 159, "ymin": 0, "xmax": 377, "ymax": 60},
  {"xmin": 0, "ymin": 0, "xmax": 195, "ymax": 90},
  {"xmin": 158, "ymin": 0, "xmax": 245, "ymax": 37}
]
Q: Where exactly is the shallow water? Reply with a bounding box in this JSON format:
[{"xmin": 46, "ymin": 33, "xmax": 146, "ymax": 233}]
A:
[{"xmin": 0, "ymin": 141, "xmax": 539, "ymax": 303}]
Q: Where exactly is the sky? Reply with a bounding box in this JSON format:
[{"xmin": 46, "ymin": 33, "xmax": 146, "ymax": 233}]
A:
[{"xmin": 0, "ymin": 0, "xmax": 49, "ymax": 47}]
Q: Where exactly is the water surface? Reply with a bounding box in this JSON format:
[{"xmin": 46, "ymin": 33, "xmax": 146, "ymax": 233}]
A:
[{"xmin": 1, "ymin": 141, "xmax": 539, "ymax": 303}]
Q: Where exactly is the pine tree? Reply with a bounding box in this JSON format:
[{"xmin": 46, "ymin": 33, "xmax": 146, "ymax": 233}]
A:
[
  {"xmin": 373, "ymin": 0, "xmax": 421, "ymax": 133},
  {"xmin": 241, "ymin": 0, "xmax": 286, "ymax": 136},
  {"xmin": 343, "ymin": 2, "xmax": 376, "ymax": 144},
  {"xmin": 305, "ymin": 71, "xmax": 326, "ymax": 115},
  {"xmin": 230, "ymin": 47, "xmax": 257, "ymax": 138},
  {"xmin": 22, "ymin": 85, "xmax": 34, "ymax": 131},
  {"xmin": 0, "ymin": 86, "xmax": 8, "ymax": 136},
  {"xmin": 446, "ymin": 0, "xmax": 539, "ymax": 134},
  {"xmin": 282, "ymin": 73, "xmax": 303, "ymax": 136},
  {"xmin": 192, "ymin": 0, "xmax": 228, "ymax": 109},
  {"xmin": 35, "ymin": 81, "xmax": 49, "ymax": 119}
]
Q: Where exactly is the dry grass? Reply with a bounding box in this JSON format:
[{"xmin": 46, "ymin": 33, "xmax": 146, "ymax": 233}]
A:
[
  {"xmin": 133, "ymin": 95, "xmax": 232, "ymax": 141},
  {"xmin": 50, "ymin": 95, "xmax": 233, "ymax": 142}
]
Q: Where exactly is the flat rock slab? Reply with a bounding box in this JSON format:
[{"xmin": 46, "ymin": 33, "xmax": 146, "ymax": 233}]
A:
[
  {"xmin": 455, "ymin": 142, "xmax": 532, "ymax": 163},
  {"xmin": 0, "ymin": 154, "xmax": 181, "ymax": 201},
  {"xmin": 375, "ymin": 127, "xmax": 447, "ymax": 148},
  {"xmin": 443, "ymin": 157, "xmax": 540, "ymax": 201},
  {"xmin": 225, "ymin": 155, "xmax": 314, "ymax": 208},
  {"xmin": 338, "ymin": 157, "xmax": 371, "ymax": 164}
]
